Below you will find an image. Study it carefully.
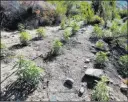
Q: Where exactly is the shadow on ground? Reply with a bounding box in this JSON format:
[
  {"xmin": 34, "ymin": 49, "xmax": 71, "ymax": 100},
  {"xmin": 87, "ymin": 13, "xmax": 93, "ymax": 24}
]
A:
[
  {"xmin": 9, "ymin": 44, "xmax": 26, "ymax": 50},
  {"xmin": 0, "ymin": 78, "xmax": 37, "ymax": 101}
]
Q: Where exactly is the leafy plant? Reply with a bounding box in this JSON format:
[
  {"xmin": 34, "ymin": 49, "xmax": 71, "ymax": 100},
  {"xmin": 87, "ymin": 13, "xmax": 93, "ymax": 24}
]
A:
[
  {"xmin": 63, "ymin": 28, "xmax": 72, "ymax": 41},
  {"xmin": 71, "ymin": 22, "xmax": 80, "ymax": 34},
  {"xmin": 90, "ymin": 15, "xmax": 105, "ymax": 25},
  {"xmin": 14, "ymin": 56, "xmax": 44, "ymax": 85},
  {"xmin": 102, "ymin": 29, "xmax": 113, "ymax": 38},
  {"xmin": 36, "ymin": 27, "xmax": 46, "ymax": 39},
  {"xmin": 52, "ymin": 39, "xmax": 63, "ymax": 55},
  {"xmin": 119, "ymin": 55, "xmax": 128, "ymax": 77},
  {"xmin": 20, "ymin": 31, "xmax": 31, "ymax": 46},
  {"xmin": 60, "ymin": 18, "xmax": 67, "ymax": 29},
  {"xmin": 93, "ymin": 25, "xmax": 103, "ymax": 38},
  {"xmin": 96, "ymin": 40, "xmax": 104, "ymax": 49},
  {"xmin": 18, "ymin": 23, "xmax": 25, "ymax": 32},
  {"xmin": 91, "ymin": 76, "xmax": 109, "ymax": 101},
  {"xmin": 95, "ymin": 51, "xmax": 108, "ymax": 65}
]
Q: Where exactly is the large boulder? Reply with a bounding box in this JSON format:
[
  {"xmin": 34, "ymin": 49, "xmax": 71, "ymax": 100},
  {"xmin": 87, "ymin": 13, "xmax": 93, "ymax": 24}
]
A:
[{"xmin": 0, "ymin": 1, "xmax": 59, "ymax": 30}]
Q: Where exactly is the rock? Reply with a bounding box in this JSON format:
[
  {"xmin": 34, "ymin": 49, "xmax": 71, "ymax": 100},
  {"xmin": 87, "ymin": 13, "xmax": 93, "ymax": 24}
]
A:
[
  {"xmin": 1, "ymin": 1, "xmax": 56, "ymax": 30},
  {"xmin": 83, "ymin": 65, "xmax": 88, "ymax": 68},
  {"xmin": 85, "ymin": 68, "xmax": 104, "ymax": 78},
  {"xmin": 64, "ymin": 78, "xmax": 74, "ymax": 89},
  {"xmin": 79, "ymin": 87, "xmax": 85, "ymax": 94},
  {"xmin": 78, "ymin": 82, "xmax": 87, "ymax": 96},
  {"xmin": 120, "ymin": 82, "xmax": 128, "ymax": 95},
  {"xmin": 85, "ymin": 59, "xmax": 90, "ymax": 63}
]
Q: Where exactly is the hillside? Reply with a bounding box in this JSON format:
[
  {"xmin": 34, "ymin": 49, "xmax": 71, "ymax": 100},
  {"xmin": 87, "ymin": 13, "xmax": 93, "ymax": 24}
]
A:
[{"xmin": 0, "ymin": 1, "xmax": 128, "ymax": 101}]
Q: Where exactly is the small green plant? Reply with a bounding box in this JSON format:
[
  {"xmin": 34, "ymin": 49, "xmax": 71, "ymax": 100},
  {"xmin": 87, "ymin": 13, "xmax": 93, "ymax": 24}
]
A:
[
  {"xmin": 61, "ymin": 18, "xmax": 67, "ymax": 29},
  {"xmin": 102, "ymin": 29, "xmax": 112, "ymax": 38},
  {"xmin": 18, "ymin": 23, "xmax": 25, "ymax": 32},
  {"xmin": 95, "ymin": 51, "xmax": 108, "ymax": 65},
  {"xmin": 93, "ymin": 25, "xmax": 103, "ymax": 38},
  {"xmin": 71, "ymin": 22, "xmax": 80, "ymax": 34},
  {"xmin": 52, "ymin": 39, "xmax": 63, "ymax": 55},
  {"xmin": 63, "ymin": 28, "xmax": 72, "ymax": 41},
  {"xmin": 89, "ymin": 15, "xmax": 105, "ymax": 25},
  {"xmin": 119, "ymin": 55, "xmax": 128, "ymax": 77},
  {"xmin": 36, "ymin": 27, "xmax": 46, "ymax": 39},
  {"xmin": 0, "ymin": 42, "xmax": 6, "ymax": 49},
  {"xmin": 20, "ymin": 31, "xmax": 31, "ymax": 46},
  {"xmin": 96, "ymin": 40, "xmax": 104, "ymax": 49},
  {"xmin": 91, "ymin": 76, "xmax": 109, "ymax": 101},
  {"xmin": 14, "ymin": 56, "xmax": 44, "ymax": 85},
  {"xmin": 0, "ymin": 42, "xmax": 6, "ymax": 58}
]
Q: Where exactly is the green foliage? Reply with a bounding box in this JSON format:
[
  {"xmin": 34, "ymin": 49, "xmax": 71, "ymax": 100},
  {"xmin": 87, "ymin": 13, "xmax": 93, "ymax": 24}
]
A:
[
  {"xmin": 93, "ymin": 25, "xmax": 103, "ymax": 38},
  {"xmin": 120, "ymin": 22, "xmax": 127, "ymax": 36},
  {"xmin": 96, "ymin": 40, "xmax": 104, "ymax": 49},
  {"xmin": 89, "ymin": 15, "xmax": 105, "ymax": 25},
  {"xmin": 61, "ymin": 18, "xmax": 67, "ymax": 29},
  {"xmin": 71, "ymin": 22, "xmax": 80, "ymax": 34},
  {"xmin": 102, "ymin": 29, "xmax": 112, "ymax": 38},
  {"xmin": 92, "ymin": 76, "xmax": 109, "ymax": 101},
  {"xmin": 119, "ymin": 55, "xmax": 128, "ymax": 77},
  {"xmin": 20, "ymin": 31, "xmax": 31, "ymax": 45},
  {"xmin": 14, "ymin": 56, "xmax": 43, "ymax": 85},
  {"xmin": 18, "ymin": 23, "xmax": 25, "ymax": 32},
  {"xmin": 36, "ymin": 27, "xmax": 46, "ymax": 38},
  {"xmin": 79, "ymin": 2, "xmax": 94, "ymax": 23},
  {"xmin": 52, "ymin": 39, "xmax": 63, "ymax": 55},
  {"xmin": 0, "ymin": 42, "xmax": 6, "ymax": 49},
  {"xmin": 119, "ymin": 9, "xmax": 128, "ymax": 18},
  {"xmin": 63, "ymin": 28, "xmax": 72, "ymax": 41},
  {"xmin": 96, "ymin": 51, "xmax": 108, "ymax": 65}
]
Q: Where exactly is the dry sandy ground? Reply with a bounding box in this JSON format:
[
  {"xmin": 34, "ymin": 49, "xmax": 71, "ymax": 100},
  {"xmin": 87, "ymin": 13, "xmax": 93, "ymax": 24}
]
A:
[{"xmin": 0, "ymin": 26, "xmax": 127, "ymax": 101}]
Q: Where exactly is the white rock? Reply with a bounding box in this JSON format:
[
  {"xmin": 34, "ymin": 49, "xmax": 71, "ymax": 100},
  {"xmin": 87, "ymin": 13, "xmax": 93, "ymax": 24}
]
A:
[
  {"xmin": 79, "ymin": 87, "xmax": 85, "ymax": 94},
  {"xmin": 85, "ymin": 59, "xmax": 90, "ymax": 63},
  {"xmin": 85, "ymin": 68, "xmax": 104, "ymax": 78},
  {"xmin": 84, "ymin": 65, "xmax": 88, "ymax": 68}
]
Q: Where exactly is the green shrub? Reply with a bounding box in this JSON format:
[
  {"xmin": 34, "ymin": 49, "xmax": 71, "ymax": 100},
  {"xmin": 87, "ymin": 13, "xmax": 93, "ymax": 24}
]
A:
[
  {"xmin": 36, "ymin": 27, "xmax": 46, "ymax": 39},
  {"xmin": 89, "ymin": 15, "xmax": 105, "ymax": 25},
  {"xmin": 20, "ymin": 31, "xmax": 31, "ymax": 46},
  {"xmin": 61, "ymin": 18, "xmax": 67, "ymax": 29},
  {"xmin": 79, "ymin": 2, "xmax": 94, "ymax": 23},
  {"xmin": 52, "ymin": 39, "xmax": 63, "ymax": 55},
  {"xmin": 119, "ymin": 9, "xmax": 128, "ymax": 18},
  {"xmin": 18, "ymin": 23, "xmax": 25, "ymax": 32},
  {"xmin": 92, "ymin": 76, "xmax": 109, "ymax": 101},
  {"xmin": 0, "ymin": 42, "xmax": 6, "ymax": 49},
  {"xmin": 96, "ymin": 51, "xmax": 108, "ymax": 65},
  {"xmin": 63, "ymin": 28, "xmax": 72, "ymax": 41},
  {"xmin": 119, "ymin": 55, "xmax": 128, "ymax": 77},
  {"xmin": 96, "ymin": 40, "xmax": 104, "ymax": 49},
  {"xmin": 71, "ymin": 22, "xmax": 80, "ymax": 34},
  {"xmin": 102, "ymin": 29, "xmax": 113, "ymax": 38},
  {"xmin": 14, "ymin": 56, "xmax": 44, "ymax": 85},
  {"xmin": 93, "ymin": 25, "xmax": 103, "ymax": 38},
  {"xmin": 120, "ymin": 22, "xmax": 127, "ymax": 36}
]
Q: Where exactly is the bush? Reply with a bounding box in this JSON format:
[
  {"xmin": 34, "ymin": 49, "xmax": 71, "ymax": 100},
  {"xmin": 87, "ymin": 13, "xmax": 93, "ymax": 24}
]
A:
[
  {"xmin": 71, "ymin": 22, "xmax": 80, "ymax": 35},
  {"xmin": 18, "ymin": 23, "xmax": 25, "ymax": 32},
  {"xmin": 102, "ymin": 29, "xmax": 113, "ymax": 38},
  {"xmin": 91, "ymin": 76, "xmax": 109, "ymax": 101},
  {"xmin": 14, "ymin": 56, "xmax": 44, "ymax": 85},
  {"xmin": 119, "ymin": 55, "xmax": 128, "ymax": 77},
  {"xmin": 63, "ymin": 28, "xmax": 72, "ymax": 41},
  {"xmin": 20, "ymin": 31, "xmax": 31, "ymax": 46},
  {"xmin": 52, "ymin": 39, "xmax": 63, "ymax": 55},
  {"xmin": 119, "ymin": 9, "xmax": 128, "ymax": 18},
  {"xmin": 60, "ymin": 18, "xmax": 67, "ymax": 29},
  {"xmin": 120, "ymin": 22, "xmax": 127, "ymax": 36},
  {"xmin": 93, "ymin": 25, "xmax": 103, "ymax": 38},
  {"xmin": 96, "ymin": 40, "xmax": 104, "ymax": 49},
  {"xmin": 95, "ymin": 51, "xmax": 108, "ymax": 65},
  {"xmin": 36, "ymin": 27, "xmax": 46, "ymax": 39},
  {"xmin": 89, "ymin": 15, "xmax": 105, "ymax": 25}
]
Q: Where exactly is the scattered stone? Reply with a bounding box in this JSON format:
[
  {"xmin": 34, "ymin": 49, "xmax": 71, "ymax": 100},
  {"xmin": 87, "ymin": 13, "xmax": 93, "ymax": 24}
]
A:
[
  {"xmin": 85, "ymin": 59, "xmax": 90, "ymax": 63},
  {"xmin": 83, "ymin": 65, "xmax": 88, "ymax": 68},
  {"xmin": 64, "ymin": 78, "xmax": 74, "ymax": 89},
  {"xmin": 120, "ymin": 82, "xmax": 128, "ymax": 95},
  {"xmin": 85, "ymin": 68, "xmax": 104, "ymax": 78},
  {"xmin": 78, "ymin": 82, "xmax": 87, "ymax": 96}
]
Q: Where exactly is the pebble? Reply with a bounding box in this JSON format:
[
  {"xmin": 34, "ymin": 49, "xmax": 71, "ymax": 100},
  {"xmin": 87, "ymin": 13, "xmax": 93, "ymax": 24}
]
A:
[
  {"xmin": 85, "ymin": 59, "xmax": 90, "ymax": 63},
  {"xmin": 84, "ymin": 65, "xmax": 88, "ymax": 68}
]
